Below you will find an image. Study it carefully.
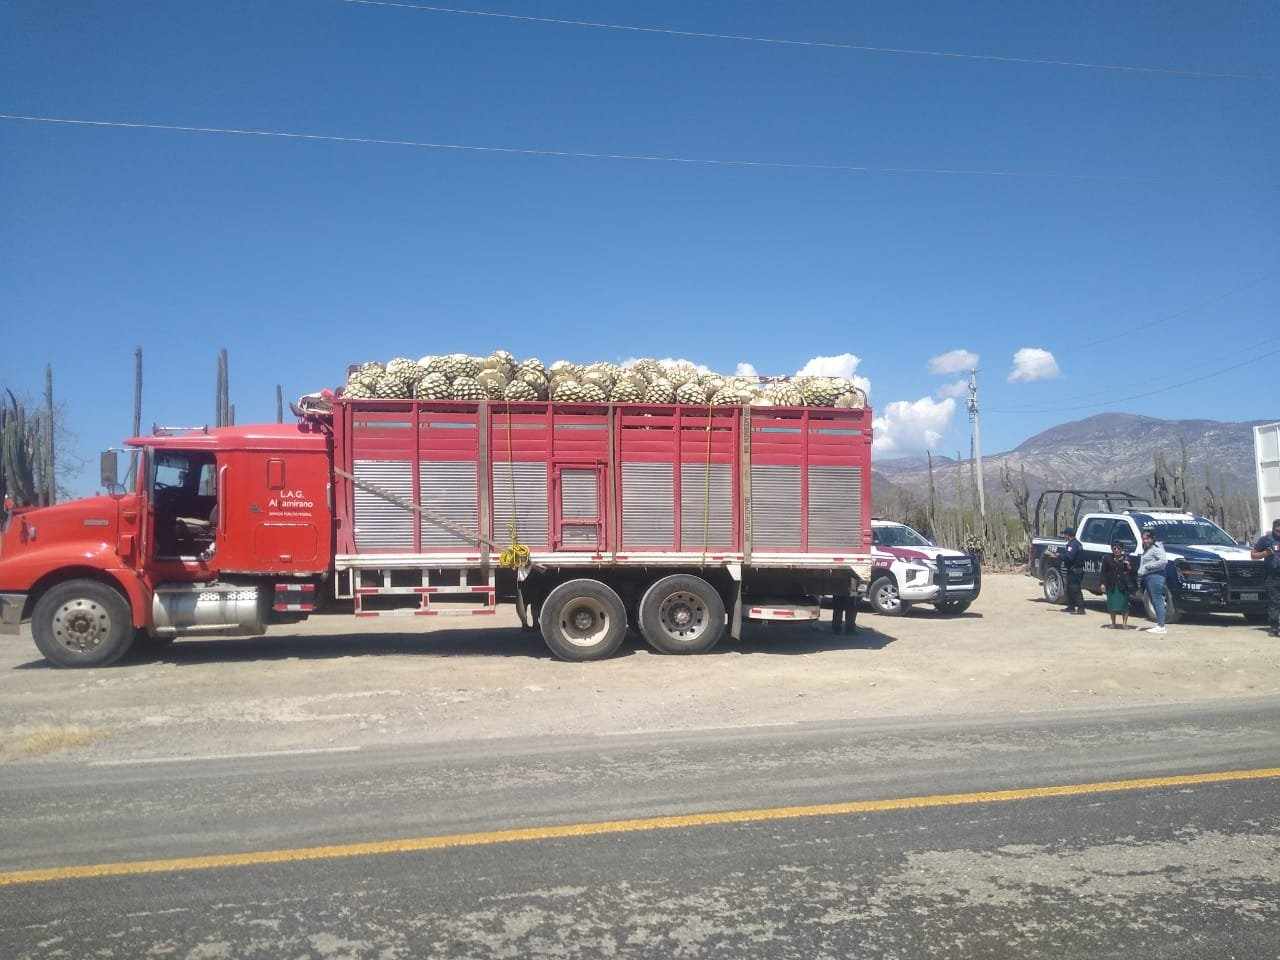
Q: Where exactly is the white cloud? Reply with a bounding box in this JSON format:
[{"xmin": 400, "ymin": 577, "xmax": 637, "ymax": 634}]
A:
[
  {"xmin": 928, "ymin": 349, "xmax": 979, "ymax": 375},
  {"xmin": 872, "ymin": 396, "xmax": 956, "ymax": 455},
  {"xmin": 1008, "ymin": 347, "xmax": 1061, "ymax": 383},
  {"xmin": 935, "ymin": 378, "xmax": 970, "ymax": 400},
  {"xmin": 796, "ymin": 353, "xmax": 871, "ymax": 396},
  {"xmin": 734, "ymin": 362, "xmax": 759, "ymax": 378},
  {"xmin": 797, "ymin": 352, "xmax": 860, "ymax": 379}
]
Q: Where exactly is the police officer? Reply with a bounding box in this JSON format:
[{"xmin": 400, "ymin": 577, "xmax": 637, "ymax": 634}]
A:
[
  {"xmin": 1060, "ymin": 526, "xmax": 1086, "ymax": 614},
  {"xmin": 1251, "ymin": 518, "xmax": 1280, "ymax": 637}
]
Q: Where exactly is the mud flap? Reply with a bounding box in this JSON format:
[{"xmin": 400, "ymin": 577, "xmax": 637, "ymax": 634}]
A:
[
  {"xmin": 515, "ymin": 583, "xmax": 532, "ymax": 630},
  {"xmin": 730, "ymin": 581, "xmax": 743, "ymax": 640}
]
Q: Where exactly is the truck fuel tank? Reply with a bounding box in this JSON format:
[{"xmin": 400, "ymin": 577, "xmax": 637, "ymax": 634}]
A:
[{"xmin": 151, "ymin": 583, "xmax": 266, "ymax": 637}]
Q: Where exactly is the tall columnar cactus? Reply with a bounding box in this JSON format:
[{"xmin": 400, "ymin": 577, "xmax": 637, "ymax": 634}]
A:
[{"xmin": 1, "ymin": 393, "xmax": 41, "ymax": 507}]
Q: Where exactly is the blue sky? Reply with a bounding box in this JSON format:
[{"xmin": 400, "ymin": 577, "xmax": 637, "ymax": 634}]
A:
[{"xmin": 2, "ymin": 0, "xmax": 1276, "ymax": 491}]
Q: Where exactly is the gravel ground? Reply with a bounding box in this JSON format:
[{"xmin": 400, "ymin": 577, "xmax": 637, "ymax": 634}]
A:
[{"xmin": 1, "ymin": 573, "xmax": 1277, "ymax": 763}]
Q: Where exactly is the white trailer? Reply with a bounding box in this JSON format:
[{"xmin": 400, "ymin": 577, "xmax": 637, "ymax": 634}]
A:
[{"xmin": 1256, "ymin": 421, "xmax": 1280, "ymax": 534}]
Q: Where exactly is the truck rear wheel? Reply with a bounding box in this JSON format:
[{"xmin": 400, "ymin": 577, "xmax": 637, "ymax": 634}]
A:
[
  {"xmin": 638, "ymin": 575, "xmax": 725, "ymax": 654},
  {"xmin": 1042, "ymin": 569, "xmax": 1065, "ymax": 604},
  {"xmin": 31, "ymin": 579, "xmax": 135, "ymax": 668},
  {"xmin": 538, "ymin": 579, "xmax": 627, "ymax": 662}
]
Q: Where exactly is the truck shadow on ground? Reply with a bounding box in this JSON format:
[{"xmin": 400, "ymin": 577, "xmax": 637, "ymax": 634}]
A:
[
  {"xmin": 718, "ymin": 625, "xmax": 896, "ymax": 654},
  {"xmin": 11, "ymin": 622, "xmax": 900, "ymax": 668}
]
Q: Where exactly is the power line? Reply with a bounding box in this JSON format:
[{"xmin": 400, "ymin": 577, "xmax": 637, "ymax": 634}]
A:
[
  {"xmin": 0, "ymin": 113, "xmax": 1245, "ymax": 183},
  {"xmin": 987, "ymin": 340, "xmax": 1280, "ymax": 414},
  {"xmin": 1067, "ymin": 272, "xmax": 1276, "ymax": 353},
  {"xmin": 339, "ymin": 0, "xmax": 1272, "ymax": 81}
]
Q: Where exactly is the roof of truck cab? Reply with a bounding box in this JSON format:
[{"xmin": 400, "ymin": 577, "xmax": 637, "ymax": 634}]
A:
[{"xmin": 125, "ymin": 423, "xmax": 328, "ymax": 452}]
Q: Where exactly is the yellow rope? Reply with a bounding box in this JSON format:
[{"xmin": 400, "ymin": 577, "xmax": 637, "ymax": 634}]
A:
[{"xmin": 497, "ymin": 399, "xmax": 530, "ymax": 570}]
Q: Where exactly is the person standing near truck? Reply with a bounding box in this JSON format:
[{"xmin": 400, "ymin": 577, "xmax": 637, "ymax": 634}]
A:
[
  {"xmin": 1060, "ymin": 526, "xmax": 1086, "ymax": 614},
  {"xmin": 1251, "ymin": 517, "xmax": 1280, "ymax": 637},
  {"xmin": 1101, "ymin": 540, "xmax": 1135, "ymax": 629},
  {"xmin": 1138, "ymin": 527, "xmax": 1169, "ymax": 635},
  {"xmin": 831, "ymin": 594, "xmax": 858, "ymax": 635}
]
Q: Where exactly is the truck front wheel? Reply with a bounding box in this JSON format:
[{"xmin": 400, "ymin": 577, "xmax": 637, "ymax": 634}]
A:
[
  {"xmin": 31, "ymin": 579, "xmax": 135, "ymax": 668},
  {"xmin": 538, "ymin": 579, "xmax": 628, "ymax": 662},
  {"xmin": 1143, "ymin": 584, "xmax": 1184, "ymax": 625},
  {"xmin": 868, "ymin": 577, "xmax": 909, "ymax": 616},
  {"xmin": 638, "ymin": 575, "xmax": 725, "ymax": 654}
]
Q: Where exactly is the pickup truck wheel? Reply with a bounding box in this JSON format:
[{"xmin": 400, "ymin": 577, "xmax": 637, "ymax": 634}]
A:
[
  {"xmin": 868, "ymin": 577, "xmax": 908, "ymax": 616},
  {"xmin": 638, "ymin": 575, "xmax": 725, "ymax": 654},
  {"xmin": 31, "ymin": 580, "xmax": 135, "ymax": 668},
  {"xmin": 538, "ymin": 579, "xmax": 627, "ymax": 662},
  {"xmin": 1142, "ymin": 585, "xmax": 1183, "ymax": 624},
  {"xmin": 1042, "ymin": 569, "xmax": 1065, "ymax": 604}
]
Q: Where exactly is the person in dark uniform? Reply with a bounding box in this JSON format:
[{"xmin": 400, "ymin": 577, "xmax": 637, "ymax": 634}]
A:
[
  {"xmin": 831, "ymin": 593, "xmax": 858, "ymax": 634},
  {"xmin": 1251, "ymin": 518, "xmax": 1280, "ymax": 637},
  {"xmin": 1060, "ymin": 526, "xmax": 1086, "ymax": 614}
]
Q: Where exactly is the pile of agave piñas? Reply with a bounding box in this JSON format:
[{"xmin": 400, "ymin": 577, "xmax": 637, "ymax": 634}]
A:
[{"xmin": 341, "ymin": 353, "xmax": 867, "ymax": 408}]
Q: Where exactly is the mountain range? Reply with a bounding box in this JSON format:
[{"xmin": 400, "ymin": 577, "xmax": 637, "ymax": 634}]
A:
[{"xmin": 873, "ymin": 413, "xmax": 1267, "ymax": 515}]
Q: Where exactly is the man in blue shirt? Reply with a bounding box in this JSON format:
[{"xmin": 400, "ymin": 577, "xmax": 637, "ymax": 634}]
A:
[
  {"xmin": 1251, "ymin": 518, "xmax": 1280, "ymax": 637},
  {"xmin": 1060, "ymin": 526, "xmax": 1086, "ymax": 614}
]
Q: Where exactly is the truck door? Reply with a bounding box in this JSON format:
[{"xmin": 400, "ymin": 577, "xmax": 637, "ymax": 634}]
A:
[
  {"xmin": 1078, "ymin": 517, "xmax": 1115, "ymax": 593},
  {"xmin": 553, "ymin": 464, "xmax": 604, "ymax": 551}
]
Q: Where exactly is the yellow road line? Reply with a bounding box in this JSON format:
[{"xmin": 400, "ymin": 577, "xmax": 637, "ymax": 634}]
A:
[{"xmin": 2, "ymin": 765, "xmax": 1277, "ymax": 888}]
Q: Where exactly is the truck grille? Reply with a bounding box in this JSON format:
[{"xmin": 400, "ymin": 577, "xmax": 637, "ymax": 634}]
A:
[{"xmin": 1226, "ymin": 561, "xmax": 1265, "ymax": 583}]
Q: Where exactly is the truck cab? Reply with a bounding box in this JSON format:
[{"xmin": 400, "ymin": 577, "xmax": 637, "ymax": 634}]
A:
[{"xmin": 0, "ymin": 424, "xmax": 332, "ymax": 667}]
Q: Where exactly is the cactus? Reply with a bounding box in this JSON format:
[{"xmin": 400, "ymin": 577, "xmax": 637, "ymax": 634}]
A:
[{"xmin": 1, "ymin": 392, "xmax": 41, "ymax": 507}]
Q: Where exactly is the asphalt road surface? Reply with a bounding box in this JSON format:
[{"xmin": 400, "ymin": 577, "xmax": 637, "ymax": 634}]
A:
[{"xmin": 3, "ymin": 698, "xmax": 1280, "ymax": 959}]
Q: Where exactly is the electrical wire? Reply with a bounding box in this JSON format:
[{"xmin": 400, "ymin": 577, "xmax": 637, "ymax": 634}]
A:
[
  {"xmin": 987, "ymin": 340, "xmax": 1280, "ymax": 414},
  {"xmin": 1066, "ymin": 272, "xmax": 1276, "ymax": 353},
  {"xmin": 0, "ymin": 113, "xmax": 1243, "ymax": 183},
  {"xmin": 338, "ymin": 0, "xmax": 1271, "ymax": 81}
]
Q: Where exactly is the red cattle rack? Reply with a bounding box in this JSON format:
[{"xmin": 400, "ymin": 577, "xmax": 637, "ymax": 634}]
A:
[{"xmin": 332, "ymin": 400, "xmax": 872, "ymax": 565}]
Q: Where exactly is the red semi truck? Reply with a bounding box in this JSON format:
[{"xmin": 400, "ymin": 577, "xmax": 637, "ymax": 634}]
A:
[{"xmin": 0, "ymin": 396, "xmax": 874, "ymax": 666}]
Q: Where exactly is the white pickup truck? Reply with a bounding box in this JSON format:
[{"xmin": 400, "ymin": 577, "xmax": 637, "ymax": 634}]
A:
[{"xmin": 862, "ymin": 519, "xmax": 981, "ymax": 616}]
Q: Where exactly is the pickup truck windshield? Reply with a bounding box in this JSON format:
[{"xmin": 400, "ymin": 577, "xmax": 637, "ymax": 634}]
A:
[
  {"xmin": 875, "ymin": 525, "xmax": 932, "ymax": 548},
  {"xmin": 1143, "ymin": 519, "xmax": 1235, "ymax": 547}
]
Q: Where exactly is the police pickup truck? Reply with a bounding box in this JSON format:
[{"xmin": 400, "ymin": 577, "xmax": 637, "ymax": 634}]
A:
[
  {"xmin": 863, "ymin": 519, "xmax": 981, "ymax": 616},
  {"xmin": 1027, "ymin": 490, "xmax": 1269, "ymax": 624}
]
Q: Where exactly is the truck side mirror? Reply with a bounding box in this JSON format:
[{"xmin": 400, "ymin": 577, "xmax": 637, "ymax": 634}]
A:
[{"xmin": 100, "ymin": 450, "xmax": 119, "ymax": 492}]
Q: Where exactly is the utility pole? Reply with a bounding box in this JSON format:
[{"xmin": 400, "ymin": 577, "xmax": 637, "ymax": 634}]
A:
[
  {"xmin": 967, "ymin": 368, "xmax": 986, "ymax": 519},
  {"xmin": 43, "ymin": 364, "xmax": 55, "ymax": 505}
]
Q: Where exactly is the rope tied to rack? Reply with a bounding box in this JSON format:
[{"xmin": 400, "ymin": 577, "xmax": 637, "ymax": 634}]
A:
[{"xmin": 497, "ymin": 399, "xmax": 530, "ymax": 571}]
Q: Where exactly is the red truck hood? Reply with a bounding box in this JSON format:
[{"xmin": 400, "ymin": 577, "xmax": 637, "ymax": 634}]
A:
[{"xmin": 1, "ymin": 495, "xmax": 122, "ymax": 558}]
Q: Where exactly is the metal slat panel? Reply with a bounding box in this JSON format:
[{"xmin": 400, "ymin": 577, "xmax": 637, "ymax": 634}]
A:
[
  {"xmin": 418, "ymin": 461, "xmax": 479, "ymax": 548},
  {"xmin": 752, "ymin": 464, "xmax": 801, "ymax": 549},
  {"xmin": 807, "ymin": 465, "xmax": 861, "ymax": 550},
  {"xmin": 622, "ymin": 462, "xmax": 674, "ymax": 547},
  {"xmin": 560, "ymin": 468, "xmax": 598, "ymax": 518},
  {"xmin": 492, "ymin": 461, "xmax": 549, "ymax": 547},
  {"xmin": 680, "ymin": 462, "xmax": 733, "ymax": 549},
  {"xmin": 353, "ymin": 459, "xmax": 414, "ymax": 550},
  {"xmin": 559, "ymin": 468, "xmax": 599, "ymax": 549}
]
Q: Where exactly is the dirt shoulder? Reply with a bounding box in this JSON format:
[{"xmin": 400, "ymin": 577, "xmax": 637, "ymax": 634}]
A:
[{"xmin": 1, "ymin": 574, "xmax": 1277, "ymax": 763}]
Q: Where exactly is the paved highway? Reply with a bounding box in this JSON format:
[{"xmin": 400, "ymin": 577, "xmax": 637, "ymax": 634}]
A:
[{"xmin": 3, "ymin": 698, "xmax": 1279, "ymax": 958}]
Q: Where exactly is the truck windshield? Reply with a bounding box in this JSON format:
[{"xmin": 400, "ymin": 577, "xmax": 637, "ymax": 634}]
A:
[
  {"xmin": 1144, "ymin": 519, "xmax": 1236, "ymax": 547},
  {"xmin": 875, "ymin": 525, "xmax": 932, "ymax": 547}
]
